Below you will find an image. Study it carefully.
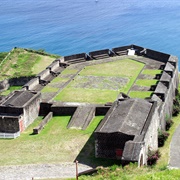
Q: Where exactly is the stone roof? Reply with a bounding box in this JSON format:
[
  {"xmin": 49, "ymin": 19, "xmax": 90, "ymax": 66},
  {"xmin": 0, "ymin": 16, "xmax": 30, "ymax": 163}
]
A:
[
  {"xmin": 164, "ymin": 62, "xmax": 175, "ymax": 72},
  {"xmin": 160, "ymin": 71, "xmax": 171, "ymax": 82},
  {"xmin": 95, "ymin": 98, "xmax": 152, "ymax": 136},
  {"xmin": 154, "ymin": 82, "xmax": 167, "ymax": 94},
  {"xmin": 2, "ymin": 91, "xmax": 36, "ymax": 107}
]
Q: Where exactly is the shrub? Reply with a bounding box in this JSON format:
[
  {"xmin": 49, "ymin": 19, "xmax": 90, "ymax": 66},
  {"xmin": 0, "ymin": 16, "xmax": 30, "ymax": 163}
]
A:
[
  {"xmin": 166, "ymin": 119, "xmax": 173, "ymax": 131},
  {"xmin": 173, "ymin": 91, "xmax": 180, "ymax": 116},
  {"xmin": 147, "ymin": 148, "xmax": 161, "ymax": 166},
  {"xmin": 158, "ymin": 130, "xmax": 169, "ymax": 147}
]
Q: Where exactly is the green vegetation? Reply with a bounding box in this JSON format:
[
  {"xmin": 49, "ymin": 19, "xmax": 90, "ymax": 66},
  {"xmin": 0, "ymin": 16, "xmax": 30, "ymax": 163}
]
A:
[
  {"xmin": 0, "ymin": 116, "xmax": 103, "ymax": 165},
  {"xmin": 0, "ymin": 86, "xmax": 22, "ymax": 96},
  {"xmin": 55, "ymin": 88, "xmax": 120, "ymax": 104},
  {"xmin": 129, "ymin": 91, "xmax": 153, "ymax": 99},
  {"xmin": 0, "ymin": 48, "xmax": 57, "ymax": 80},
  {"xmin": 54, "ymin": 59, "xmax": 144, "ymax": 104},
  {"xmin": 135, "ymin": 79, "xmax": 158, "ymax": 87},
  {"xmin": 41, "ymin": 86, "xmax": 59, "ymax": 93},
  {"xmin": 142, "ymin": 69, "xmax": 162, "ymax": 75},
  {"xmin": 0, "ymin": 52, "xmax": 8, "ymax": 63}
]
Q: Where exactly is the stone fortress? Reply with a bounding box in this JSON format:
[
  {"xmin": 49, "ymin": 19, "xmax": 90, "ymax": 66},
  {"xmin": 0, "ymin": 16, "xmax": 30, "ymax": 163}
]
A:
[{"xmin": 0, "ymin": 44, "xmax": 178, "ymax": 166}]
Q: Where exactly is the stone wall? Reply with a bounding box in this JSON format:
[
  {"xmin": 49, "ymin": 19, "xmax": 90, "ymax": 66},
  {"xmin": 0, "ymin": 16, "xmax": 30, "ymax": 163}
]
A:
[
  {"xmin": 23, "ymin": 92, "xmax": 41, "ymax": 128},
  {"xmin": 0, "ymin": 115, "xmax": 21, "ymax": 133},
  {"xmin": 23, "ymin": 77, "xmax": 39, "ymax": 91},
  {"xmin": 33, "ymin": 112, "xmax": 53, "ymax": 134}
]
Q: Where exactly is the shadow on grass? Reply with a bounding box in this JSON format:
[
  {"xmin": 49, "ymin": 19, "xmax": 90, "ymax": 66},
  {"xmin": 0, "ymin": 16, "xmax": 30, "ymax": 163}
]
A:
[{"xmin": 74, "ymin": 133, "xmax": 122, "ymax": 168}]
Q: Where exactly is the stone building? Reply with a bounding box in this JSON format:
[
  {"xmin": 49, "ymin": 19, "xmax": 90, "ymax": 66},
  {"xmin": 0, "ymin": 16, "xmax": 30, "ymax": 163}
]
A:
[
  {"xmin": 0, "ymin": 90, "xmax": 41, "ymax": 138},
  {"xmin": 94, "ymin": 98, "xmax": 158, "ymax": 166}
]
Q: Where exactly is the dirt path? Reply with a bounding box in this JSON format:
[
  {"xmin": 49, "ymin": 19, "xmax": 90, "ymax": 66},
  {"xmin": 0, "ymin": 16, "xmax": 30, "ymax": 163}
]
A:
[{"xmin": 0, "ymin": 163, "xmax": 92, "ymax": 180}]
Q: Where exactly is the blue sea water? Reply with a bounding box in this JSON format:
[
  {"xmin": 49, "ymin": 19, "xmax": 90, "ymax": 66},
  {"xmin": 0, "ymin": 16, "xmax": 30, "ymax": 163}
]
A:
[{"xmin": 1, "ymin": 0, "xmax": 180, "ymax": 69}]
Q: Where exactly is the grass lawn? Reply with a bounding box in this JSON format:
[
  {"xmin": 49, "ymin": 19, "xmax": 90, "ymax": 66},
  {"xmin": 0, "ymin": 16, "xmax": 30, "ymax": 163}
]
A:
[
  {"xmin": 54, "ymin": 59, "xmax": 144, "ymax": 104},
  {"xmin": 0, "ymin": 86, "xmax": 22, "ymax": 96},
  {"xmin": 129, "ymin": 91, "xmax": 153, "ymax": 99},
  {"xmin": 0, "ymin": 116, "xmax": 103, "ymax": 166},
  {"xmin": 142, "ymin": 69, "xmax": 162, "ymax": 76},
  {"xmin": 135, "ymin": 79, "xmax": 158, "ymax": 87},
  {"xmin": 0, "ymin": 48, "xmax": 56, "ymax": 80}
]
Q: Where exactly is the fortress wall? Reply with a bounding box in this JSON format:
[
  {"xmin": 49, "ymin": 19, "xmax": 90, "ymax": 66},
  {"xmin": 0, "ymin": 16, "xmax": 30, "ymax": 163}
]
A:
[
  {"xmin": 46, "ymin": 60, "xmax": 60, "ymax": 72},
  {"xmin": 37, "ymin": 69, "xmax": 50, "ymax": 80},
  {"xmin": 0, "ymin": 116, "xmax": 20, "ymax": 133},
  {"xmin": 33, "ymin": 111, "xmax": 53, "ymax": 134},
  {"xmin": 146, "ymin": 49, "xmax": 170, "ymax": 62},
  {"xmin": 0, "ymin": 106, "xmax": 23, "ymax": 115},
  {"xmin": 22, "ymin": 77, "xmax": 39, "ymax": 90},
  {"xmin": 64, "ymin": 53, "xmax": 87, "ymax": 61},
  {"xmin": 112, "ymin": 45, "xmax": 132, "ymax": 52},
  {"xmin": 142, "ymin": 102, "xmax": 159, "ymax": 164},
  {"xmin": 8, "ymin": 77, "xmax": 34, "ymax": 86},
  {"xmin": 51, "ymin": 106, "xmax": 77, "ymax": 116},
  {"xmin": 89, "ymin": 49, "xmax": 110, "ymax": 57},
  {"xmin": 39, "ymin": 102, "xmax": 53, "ymax": 116},
  {"xmin": 95, "ymin": 106, "xmax": 110, "ymax": 115},
  {"xmin": 157, "ymin": 59, "xmax": 178, "ymax": 130},
  {"xmin": 23, "ymin": 93, "xmax": 41, "ymax": 128}
]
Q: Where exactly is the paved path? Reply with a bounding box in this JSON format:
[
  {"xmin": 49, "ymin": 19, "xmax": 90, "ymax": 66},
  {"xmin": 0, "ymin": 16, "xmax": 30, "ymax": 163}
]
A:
[
  {"xmin": 169, "ymin": 125, "xmax": 180, "ymax": 169},
  {"xmin": 0, "ymin": 163, "xmax": 92, "ymax": 180}
]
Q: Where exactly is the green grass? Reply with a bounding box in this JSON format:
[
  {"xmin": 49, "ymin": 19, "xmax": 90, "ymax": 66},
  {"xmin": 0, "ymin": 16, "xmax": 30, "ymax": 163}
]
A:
[
  {"xmin": 0, "ymin": 116, "xmax": 103, "ymax": 166},
  {"xmin": 55, "ymin": 88, "xmax": 120, "ymax": 104},
  {"xmin": 135, "ymin": 79, "xmax": 158, "ymax": 87},
  {"xmin": 129, "ymin": 91, "xmax": 153, "ymax": 99},
  {"xmin": 0, "ymin": 52, "xmax": 8, "ymax": 62},
  {"xmin": 51, "ymin": 77, "xmax": 69, "ymax": 83},
  {"xmin": 0, "ymin": 48, "xmax": 55, "ymax": 80},
  {"xmin": 142, "ymin": 69, "xmax": 162, "ymax": 75},
  {"xmin": 61, "ymin": 69, "xmax": 79, "ymax": 75},
  {"xmin": 54, "ymin": 59, "xmax": 144, "ymax": 104},
  {"xmin": 41, "ymin": 86, "xmax": 59, "ymax": 93},
  {"xmin": 1, "ymin": 86, "xmax": 22, "ymax": 96},
  {"xmin": 80, "ymin": 59, "xmax": 144, "ymax": 77}
]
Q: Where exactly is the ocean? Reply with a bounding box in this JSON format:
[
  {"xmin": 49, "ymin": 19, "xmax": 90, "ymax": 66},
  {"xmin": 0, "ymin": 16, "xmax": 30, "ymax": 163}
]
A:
[{"xmin": 1, "ymin": 0, "xmax": 180, "ymax": 69}]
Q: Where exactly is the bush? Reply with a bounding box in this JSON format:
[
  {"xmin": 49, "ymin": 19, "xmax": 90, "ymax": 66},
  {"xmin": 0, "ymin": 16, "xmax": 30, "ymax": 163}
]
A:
[
  {"xmin": 166, "ymin": 119, "xmax": 173, "ymax": 131},
  {"xmin": 173, "ymin": 92, "xmax": 180, "ymax": 116},
  {"xmin": 158, "ymin": 130, "xmax": 169, "ymax": 147},
  {"xmin": 147, "ymin": 148, "xmax": 161, "ymax": 166}
]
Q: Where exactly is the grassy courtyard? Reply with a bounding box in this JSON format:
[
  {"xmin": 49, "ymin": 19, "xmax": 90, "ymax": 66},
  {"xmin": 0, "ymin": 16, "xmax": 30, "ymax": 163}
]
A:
[
  {"xmin": 54, "ymin": 59, "xmax": 144, "ymax": 104},
  {"xmin": 0, "ymin": 116, "xmax": 104, "ymax": 166}
]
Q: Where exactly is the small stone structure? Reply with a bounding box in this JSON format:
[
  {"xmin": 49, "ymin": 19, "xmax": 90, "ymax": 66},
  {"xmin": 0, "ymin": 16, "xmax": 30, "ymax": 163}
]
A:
[
  {"xmin": 0, "ymin": 44, "xmax": 178, "ymax": 166},
  {"xmin": 0, "ymin": 90, "xmax": 41, "ymax": 138}
]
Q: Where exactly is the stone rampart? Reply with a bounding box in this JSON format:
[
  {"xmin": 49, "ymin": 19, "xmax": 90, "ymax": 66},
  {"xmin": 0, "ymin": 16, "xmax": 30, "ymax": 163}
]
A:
[
  {"xmin": 145, "ymin": 49, "xmax": 170, "ymax": 62},
  {"xmin": 0, "ymin": 115, "xmax": 20, "ymax": 133},
  {"xmin": 89, "ymin": 49, "xmax": 112, "ymax": 59},
  {"xmin": 51, "ymin": 106, "xmax": 77, "ymax": 116},
  {"xmin": 33, "ymin": 112, "xmax": 53, "ymax": 134},
  {"xmin": 23, "ymin": 77, "xmax": 39, "ymax": 91},
  {"xmin": 37, "ymin": 69, "xmax": 51, "ymax": 81}
]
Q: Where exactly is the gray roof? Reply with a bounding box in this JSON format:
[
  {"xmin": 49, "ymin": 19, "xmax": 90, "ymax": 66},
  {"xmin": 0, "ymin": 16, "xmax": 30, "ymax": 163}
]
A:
[
  {"xmin": 154, "ymin": 82, "xmax": 167, "ymax": 94},
  {"xmin": 2, "ymin": 91, "xmax": 36, "ymax": 107},
  {"xmin": 164, "ymin": 62, "xmax": 175, "ymax": 72},
  {"xmin": 160, "ymin": 71, "xmax": 171, "ymax": 82},
  {"xmin": 95, "ymin": 98, "xmax": 152, "ymax": 135}
]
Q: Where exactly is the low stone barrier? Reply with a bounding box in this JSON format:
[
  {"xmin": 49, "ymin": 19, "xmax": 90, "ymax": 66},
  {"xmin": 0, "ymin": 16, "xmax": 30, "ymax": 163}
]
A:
[
  {"xmin": 112, "ymin": 45, "xmax": 131, "ymax": 56},
  {"xmin": 146, "ymin": 49, "xmax": 170, "ymax": 62},
  {"xmin": 33, "ymin": 112, "xmax": 53, "ymax": 134},
  {"xmin": 64, "ymin": 53, "xmax": 88, "ymax": 64},
  {"xmin": 23, "ymin": 77, "xmax": 39, "ymax": 91},
  {"xmin": 89, "ymin": 49, "xmax": 111, "ymax": 59}
]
